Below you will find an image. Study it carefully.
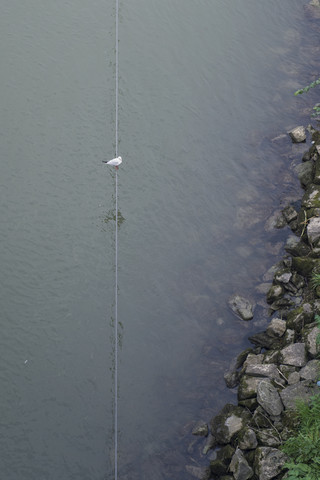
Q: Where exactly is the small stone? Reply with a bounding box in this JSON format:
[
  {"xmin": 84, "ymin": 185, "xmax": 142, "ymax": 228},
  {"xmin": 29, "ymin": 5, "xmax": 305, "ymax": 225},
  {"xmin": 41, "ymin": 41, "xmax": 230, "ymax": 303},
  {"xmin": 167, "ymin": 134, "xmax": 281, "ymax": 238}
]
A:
[
  {"xmin": 266, "ymin": 285, "xmax": 283, "ymax": 304},
  {"xmin": 279, "ymin": 343, "xmax": 307, "ymax": 367},
  {"xmin": 288, "ymin": 126, "xmax": 306, "ymax": 143},
  {"xmin": 266, "ymin": 318, "xmax": 286, "ymax": 338},
  {"xmin": 285, "ymin": 236, "xmax": 311, "ymax": 257},
  {"xmin": 257, "ymin": 380, "xmax": 284, "ymax": 416}
]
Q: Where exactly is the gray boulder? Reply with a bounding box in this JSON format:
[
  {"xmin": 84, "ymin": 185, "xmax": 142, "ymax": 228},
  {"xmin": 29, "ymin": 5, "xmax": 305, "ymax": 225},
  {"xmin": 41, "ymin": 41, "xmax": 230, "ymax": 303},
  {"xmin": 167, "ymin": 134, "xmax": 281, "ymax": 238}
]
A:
[
  {"xmin": 229, "ymin": 448, "xmax": 254, "ymax": 480},
  {"xmin": 254, "ymin": 447, "xmax": 288, "ymax": 480},
  {"xmin": 288, "ymin": 126, "xmax": 306, "ymax": 143},
  {"xmin": 307, "ymin": 216, "xmax": 320, "ymax": 245},
  {"xmin": 280, "ymin": 380, "xmax": 318, "ymax": 410},
  {"xmin": 245, "ymin": 363, "xmax": 282, "ymax": 383},
  {"xmin": 257, "ymin": 380, "xmax": 284, "ymax": 416},
  {"xmin": 228, "ymin": 294, "xmax": 254, "ymax": 321},
  {"xmin": 294, "ymin": 160, "xmax": 314, "ymax": 187},
  {"xmin": 300, "ymin": 359, "xmax": 320, "ymax": 381},
  {"xmin": 301, "ymin": 323, "xmax": 320, "ymax": 358},
  {"xmin": 238, "ymin": 375, "xmax": 263, "ymax": 401},
  {"xmin": 210, "ymin": 404, "xmax": 251, "ymax": 444},
  {"xmin": 266, "ymin": 318, "xmax": 286, "ymax": 338},
  {"xmin": 279, "ymin": 343, "xmax": 307, "ymax": 367},
  {"xmin": 238, "ymin": 427, "xmax": 258, "ymax": 450}
]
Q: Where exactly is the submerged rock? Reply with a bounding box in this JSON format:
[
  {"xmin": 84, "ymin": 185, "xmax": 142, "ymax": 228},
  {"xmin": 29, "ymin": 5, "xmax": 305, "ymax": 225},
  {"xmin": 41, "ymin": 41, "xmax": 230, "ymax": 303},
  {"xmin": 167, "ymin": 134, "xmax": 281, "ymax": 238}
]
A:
[{"xmin": 228, "ymin": 295, "xmax": 254, "ymax": 321}]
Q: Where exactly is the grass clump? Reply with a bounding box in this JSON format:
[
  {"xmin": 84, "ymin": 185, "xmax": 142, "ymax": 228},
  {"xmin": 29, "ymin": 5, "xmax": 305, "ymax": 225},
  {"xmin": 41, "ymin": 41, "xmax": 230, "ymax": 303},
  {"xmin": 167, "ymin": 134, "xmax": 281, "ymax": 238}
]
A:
[
  {"xmin": 282, "ymin": 394, "xmax": 320, "ymax": 479},
  {"xmin": 311, "ymin": 273, "xmax": 320, "ymax": 290},
  {"xmin": 294, "ymin": 77, "xmax": 320, "ymax": 118}
]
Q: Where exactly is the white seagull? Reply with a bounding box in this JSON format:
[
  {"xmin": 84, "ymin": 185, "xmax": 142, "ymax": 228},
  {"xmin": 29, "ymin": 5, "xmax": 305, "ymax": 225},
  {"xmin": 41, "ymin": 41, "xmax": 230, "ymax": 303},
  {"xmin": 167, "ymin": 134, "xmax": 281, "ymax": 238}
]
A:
[{"xmin": 103, "ymin": 156, "xmax": 122, "ymax": 170}]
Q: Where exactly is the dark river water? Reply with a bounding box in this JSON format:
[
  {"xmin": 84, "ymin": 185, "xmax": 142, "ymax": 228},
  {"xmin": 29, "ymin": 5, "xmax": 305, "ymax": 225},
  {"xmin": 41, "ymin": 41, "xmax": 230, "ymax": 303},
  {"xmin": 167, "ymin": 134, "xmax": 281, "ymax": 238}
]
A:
[{"xmin": 0, "ymin": 0, "xmax": 318, "ymax": 478}]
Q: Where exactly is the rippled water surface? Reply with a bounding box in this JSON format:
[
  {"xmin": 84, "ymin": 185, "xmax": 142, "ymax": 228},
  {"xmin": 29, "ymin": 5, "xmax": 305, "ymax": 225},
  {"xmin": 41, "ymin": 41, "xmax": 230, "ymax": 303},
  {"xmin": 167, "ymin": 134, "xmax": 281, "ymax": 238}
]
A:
[{"xmin": 0, "ymin": 0, "xmax": 316, "ymax": 478}]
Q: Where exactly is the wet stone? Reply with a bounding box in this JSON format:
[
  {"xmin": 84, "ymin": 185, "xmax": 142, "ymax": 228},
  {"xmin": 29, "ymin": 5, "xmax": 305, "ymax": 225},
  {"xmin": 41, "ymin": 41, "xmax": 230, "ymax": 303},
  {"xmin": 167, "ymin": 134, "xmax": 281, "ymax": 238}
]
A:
[
  {"xmin": 266, "ymin": 285, "xmax": 283, "ymax": 304},
  {"xmin": 266, "ymin": 318, "xmax": 286, "ymax": 338},
  {"xmin": 192, "ymin": 421, "xmax": 209, "ymax": 437},
  {"xmin": 282, "ymin": 205, "xmax": 298, "ymax": 223},
  {"xmin": 228, "ymin": 294, "xmax": 254, "ymax": 321},
  {"xmin": 288, "ymin": 125, "xmax": 306, "ymax": 143},
  {"xmin": 294, "ymin": 160, "xmax": 314, "ymax": 187},
  {"xmin": 285, "ymin": 236, "xmax": 311, "ymax": 257}
]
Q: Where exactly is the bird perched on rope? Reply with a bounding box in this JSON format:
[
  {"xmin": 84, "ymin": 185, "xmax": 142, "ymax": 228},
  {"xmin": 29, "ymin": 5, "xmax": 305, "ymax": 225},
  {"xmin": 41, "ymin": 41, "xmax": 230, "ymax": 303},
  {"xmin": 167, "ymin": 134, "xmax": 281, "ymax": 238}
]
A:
[{"xmin": 103, "ymin": 156, "xmax": 122, "ymax": 170}]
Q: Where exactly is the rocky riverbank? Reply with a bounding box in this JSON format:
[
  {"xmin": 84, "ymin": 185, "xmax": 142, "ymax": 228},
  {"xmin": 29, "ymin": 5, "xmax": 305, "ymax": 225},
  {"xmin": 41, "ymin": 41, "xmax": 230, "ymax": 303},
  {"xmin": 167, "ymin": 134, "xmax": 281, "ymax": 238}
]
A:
[{"xmin": 188, "ymin": 127, "xmax": 320, "ymax": 480}]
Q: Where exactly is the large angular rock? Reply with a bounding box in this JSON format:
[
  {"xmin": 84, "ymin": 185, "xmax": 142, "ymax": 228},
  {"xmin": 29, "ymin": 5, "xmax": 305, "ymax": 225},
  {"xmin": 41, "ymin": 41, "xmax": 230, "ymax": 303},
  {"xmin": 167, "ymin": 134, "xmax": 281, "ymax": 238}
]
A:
[
  {"xmin": 266, "ymin": 318, "xmax": 286, "ymax": 338},
  {"xmin": 294, "ymin": 160, "xmax": 314, "ymax": 187},
  {"xmin": 301, "ymin": 184, "xmax": 320, "ymax": 209},
  {"xmin": 254, "ymin": 447, "xmax": 288, "ymax": 480},
  {"xmin": 238, "ymin": 375, "xmax": 263, "ymax": 401},
  {"xmin": 285, "ymin": 236, "xmax": 311, "ymax": 257},
  {"xmin": 279, "ymin": 343, "xmax": 307, "ymax": 367},
  {"xmin": 245, "ymin": 363, "xmax": 282, "ymax": 383},
  {"xmin": 256, "ymin": 429, "xmax": 281, "ymax": 447},
  {"xmin": 292, "ymin": 256, "xmax": 320, "ymax": 276},
  {"xmin": 238, "ymin": 427, "xmax": 258, "ymax": 450},
  {"xmin": 256, "ymin": 380, "xmax": 284, "ymax": 416},
  {"xmin": 266, "ymin": 285, "xmax": 283, "ymax": 304},
  {"xmin": 286, "ymin": 304, "xmax": 314, "ymax": 333},
  {"xmin": 300, "ymin": 359, "xmax": 320, "ymax": 381},
  {"xmin": 280, "ymin": 380, "xmax": 318, "ymax": 410},
  {"xmin": 229, "ymin": 448, "xmax": 254, "ymax": 480},
  {"xmin": 288, "ymin": 125, "xmax": 306, "ymax": 143},
  {"xmin": 228, "ymin": 295, "xmax": 254, "ymax": 321},
  {"xmin": 210, "ymin": 404, "xmax": 251, "ymax": 444},
  {"xmin": 301, "ymin": 323, "xmax": 320, "ymax": 358},
  {"xmin": 307, "ymin": 216, "xmax": 320, "ymax": 246}
]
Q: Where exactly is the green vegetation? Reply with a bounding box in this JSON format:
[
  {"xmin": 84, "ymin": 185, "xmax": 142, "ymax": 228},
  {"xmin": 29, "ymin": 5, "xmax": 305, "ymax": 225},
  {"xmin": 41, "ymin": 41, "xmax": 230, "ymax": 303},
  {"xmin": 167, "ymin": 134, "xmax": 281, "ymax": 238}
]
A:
[
  {"xmin": 310, "ymin": 272, "xmax": 320, "ymax": 290},
  {"xmin": 282, "ymin": 395, "xmax": 320, "ymax": 480},
  {"xmin": 295, "ymin": 78, "xmax": 320, "ymax": 118}
]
